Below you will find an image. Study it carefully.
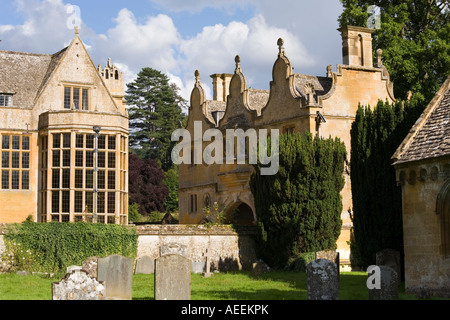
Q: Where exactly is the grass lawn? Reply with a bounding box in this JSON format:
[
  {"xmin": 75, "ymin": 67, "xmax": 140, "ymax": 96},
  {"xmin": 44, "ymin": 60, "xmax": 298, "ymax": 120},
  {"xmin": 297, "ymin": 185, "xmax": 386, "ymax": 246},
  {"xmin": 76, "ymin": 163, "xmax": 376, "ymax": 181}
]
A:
[{"xmin": 0, "ymin": 270, "xmax": 441, "ymax": 300}]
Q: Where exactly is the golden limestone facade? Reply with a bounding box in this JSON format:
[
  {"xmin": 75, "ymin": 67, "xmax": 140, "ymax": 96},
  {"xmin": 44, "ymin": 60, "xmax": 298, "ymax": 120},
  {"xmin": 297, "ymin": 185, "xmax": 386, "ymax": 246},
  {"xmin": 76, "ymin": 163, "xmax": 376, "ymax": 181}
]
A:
[
  {"xmin": 0, "ymin": 30, "xmax": 129, "ymax": 224},
  {"xmin": 178, "ymin": 26, "xmax": 395, "ymax": 263}
]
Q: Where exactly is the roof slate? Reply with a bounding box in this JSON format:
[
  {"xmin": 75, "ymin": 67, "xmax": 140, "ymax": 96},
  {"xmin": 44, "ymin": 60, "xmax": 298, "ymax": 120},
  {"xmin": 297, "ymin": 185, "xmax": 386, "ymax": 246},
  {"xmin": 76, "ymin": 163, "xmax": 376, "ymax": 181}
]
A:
[{"xmin": 393, "ymin": 76, "xmax": 450, "ymax": 165}]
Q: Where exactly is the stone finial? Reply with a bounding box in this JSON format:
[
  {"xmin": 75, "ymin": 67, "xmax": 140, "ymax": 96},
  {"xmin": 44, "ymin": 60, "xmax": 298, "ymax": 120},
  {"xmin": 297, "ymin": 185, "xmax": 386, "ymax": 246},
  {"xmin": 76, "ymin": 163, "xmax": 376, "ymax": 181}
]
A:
[
  {"xmin": 194, "ymin": 70, "xmax": 200, "ymax": 84},
  {"xmin": 327, "ymin": 65, "xmax": 333, "ymax": 77},
  {"xmin": 74, "ymin": 26, "xmax": 79, "ymax": 35},
  {"xmin": 107, "ymin": 58, "xmax": 112, "ymax": 68},
  {"xmin": 235, "ymin": 55, "xmax": 241, "ymax": 73},
  {"xmin": 376, "ymin": 49, "xmax": 383, "ymax": 67},
  {"xmin": 277, "ymin": 38, "xmax": 285, "ymax": 56}
]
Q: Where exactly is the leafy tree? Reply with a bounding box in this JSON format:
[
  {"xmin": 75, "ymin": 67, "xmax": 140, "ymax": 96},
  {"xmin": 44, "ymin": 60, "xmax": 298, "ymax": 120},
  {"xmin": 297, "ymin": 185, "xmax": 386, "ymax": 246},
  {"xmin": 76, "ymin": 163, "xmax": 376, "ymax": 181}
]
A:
[
  {"xmin": 126, "ymin": 67, "xmax": 187, "ymax": 171},
  {"xmin": 349, "ymin": 99, "xmax": 425, "ymax": 268},
  {"xmin": 128, "ymin": 153, "xmax": 168, "ymax": 215},
  {"xmin": 250, "ymin": 132, "xmax": 347, "ymax": 269},
  {"xmin": 163, "ymin": 167, "xmax": 179, "ymax": 213},
  {"xmin": 338, "ymin": 0, "xmax": 450, "ymax": 103}
]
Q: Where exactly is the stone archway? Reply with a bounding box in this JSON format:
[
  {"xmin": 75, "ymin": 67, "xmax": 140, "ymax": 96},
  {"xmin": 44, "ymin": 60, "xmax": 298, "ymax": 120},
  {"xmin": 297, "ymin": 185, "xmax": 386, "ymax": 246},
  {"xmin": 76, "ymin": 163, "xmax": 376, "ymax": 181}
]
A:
[{"xmin": 225, "ymin": 202, "xmax": 256, "ymax": 226}]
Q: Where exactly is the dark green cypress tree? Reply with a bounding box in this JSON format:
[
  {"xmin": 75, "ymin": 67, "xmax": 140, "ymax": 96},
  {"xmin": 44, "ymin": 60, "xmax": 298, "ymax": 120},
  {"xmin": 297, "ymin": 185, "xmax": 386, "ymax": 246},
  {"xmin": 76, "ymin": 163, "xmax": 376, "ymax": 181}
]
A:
[
  {"xmin": 350, "ymin": 99, "xmax": 425, "ymax": 268},
  {"xmin": 250, "ymin": 132, "xmax": 347, "ymax": 269}
]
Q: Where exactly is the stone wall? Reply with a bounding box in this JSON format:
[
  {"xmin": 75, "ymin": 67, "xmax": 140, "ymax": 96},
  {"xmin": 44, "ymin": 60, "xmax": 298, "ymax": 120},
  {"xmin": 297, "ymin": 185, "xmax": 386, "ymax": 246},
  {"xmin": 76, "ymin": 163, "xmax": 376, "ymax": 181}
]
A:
[{"xmin": 0, "ymin": 224, "xmax": 258, "ymax": 271}]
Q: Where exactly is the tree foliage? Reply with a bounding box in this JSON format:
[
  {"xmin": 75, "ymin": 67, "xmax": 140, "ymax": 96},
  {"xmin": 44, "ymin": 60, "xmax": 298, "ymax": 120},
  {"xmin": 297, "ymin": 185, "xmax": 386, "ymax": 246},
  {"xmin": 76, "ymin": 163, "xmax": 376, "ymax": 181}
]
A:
[
  {"xmin": 349, "ymin": 99, "xmax": 425, "ymax": 268},
  {"xmin": 250, "ymin": 132, "xmax": 347, "ymax": 269},
  {"xmin": 128, "ymin": 153, "xmax": 168, "ymax": 215},
  {"xmin": 126, "ymin": 67, "xmax": 187, "ymax": 171},
  {"xmin": 339, "ymin": 0, "xmax": 450, "ymax": 103}
]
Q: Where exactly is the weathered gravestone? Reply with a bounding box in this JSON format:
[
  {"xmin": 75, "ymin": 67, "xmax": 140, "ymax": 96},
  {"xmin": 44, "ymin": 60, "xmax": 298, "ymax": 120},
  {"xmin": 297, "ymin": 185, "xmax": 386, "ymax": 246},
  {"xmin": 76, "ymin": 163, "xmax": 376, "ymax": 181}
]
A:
[
  {"xmin": 368, "ymin": 265, "xmax": 399, "ymax": 300},
  {"xmin": 376, "ymin": 249, "xmax": 401, "ymax": 282},
  {"xmin": 154, "ymin": 254, "xmax": 191, "ymax": 300},
  {"xmin": 306, "ymin": 259, "xmax": 339, "ymax": 300},
  {"xmin": 316, "ymin": 250, "xmax": 340, "ymax": 287},
  {"xmin": 134, "ymin": 255, "xmax": 154, "ymax": 274},
  {"xmin": 97, "ymin": 255, "xmax": 133, "ymax": 300},
  {"xmin": 52, "ymin": 269, "xmax": 105, "ymax": 300},
  {"xmin": 160, "ymin": 242, "xmax": 188, "ymax": 258},
  {"xmin": 82, "ymin": 256, "xmax": 98, "ymax": 278},
  {"xmin": 252, "ymin": 260, "xmax": 271, "ymax": 277},
  {"xmin": 203, "ymin": 249, "xmax": 212, "ymax": 278}
]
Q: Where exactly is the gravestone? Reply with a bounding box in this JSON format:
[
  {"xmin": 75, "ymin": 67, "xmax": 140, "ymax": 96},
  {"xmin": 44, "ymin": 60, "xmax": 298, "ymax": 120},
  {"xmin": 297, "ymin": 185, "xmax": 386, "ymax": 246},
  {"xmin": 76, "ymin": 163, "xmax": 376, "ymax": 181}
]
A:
[
  {"xmin": 203, "ymin": 249, "xmax": 212, "ymax": 278},
  {"xmin": 97, "ymin": 255, "xmax": 133, "ymax": 300},
  {"xmin": 368, "ymin": 265, "xmax": 399, "ymax": 300},
  {"xmin": 252, "ymin": 260, "xmax": 270, "ymax": 277},
  {"xmin": 52, "ymin": 269, "xmax": 105, "ymax": 300},
  {"xmin": 316, "ymin": 250, "xmax": 340, "ymax": 286},
  {"xmin": 306, "ymin": 259, "xmax": 339, "ymax": 300},
  {"xmin": 134, "ymin": 255, "xmax": 154, "ymax": 274},
  {"xmin": 82, "ymin": 256, "xmax": 98, "ymax": 278},
  {"xmin": 160, "ymin": 242, "xmax": 188, "ymax": 258},
  {"xmin": 154, "ymin": 254, "xmax": 191, "ymax": 300},
  {"xmin": 376, "ymin": 249, "xmax": 401, "ymax": 282}
]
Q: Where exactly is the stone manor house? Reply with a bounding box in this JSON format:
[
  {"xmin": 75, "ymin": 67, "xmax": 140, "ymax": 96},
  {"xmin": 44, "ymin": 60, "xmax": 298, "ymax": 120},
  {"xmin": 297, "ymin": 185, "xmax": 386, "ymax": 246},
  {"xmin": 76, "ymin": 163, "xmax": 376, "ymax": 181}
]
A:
[
  {"xmin": 178, "ymin": 25, "xmax": 396, "ymax": 264},
  {"xmin": 0, "ymin": 29, "xmax": 129, "ymax": 224}
]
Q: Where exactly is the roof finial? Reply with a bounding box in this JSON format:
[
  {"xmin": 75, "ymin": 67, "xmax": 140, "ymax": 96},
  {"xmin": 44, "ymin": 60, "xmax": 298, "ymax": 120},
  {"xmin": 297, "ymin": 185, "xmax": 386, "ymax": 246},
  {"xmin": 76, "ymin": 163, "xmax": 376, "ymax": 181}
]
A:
[
  {"xmin": 235, "ymin": 55, "xmax": 241, "ymax": 73},
  {"xmin": 194, "ymin": 70, "xmax": 200, "ymax": 84},
  {"xmin": 74, "ymin": 26, "xmax": 79, "ymax": 35},
  {"xmin": 277, "ymin": 38, "xmax": 284, "ymax": 57}
]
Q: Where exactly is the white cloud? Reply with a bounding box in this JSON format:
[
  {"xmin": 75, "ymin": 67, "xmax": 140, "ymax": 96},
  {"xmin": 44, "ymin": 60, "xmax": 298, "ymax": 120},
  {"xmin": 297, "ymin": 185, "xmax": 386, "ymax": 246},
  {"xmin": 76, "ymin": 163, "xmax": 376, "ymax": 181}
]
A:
[{"xmin": 150, "ymin": 0, "xmax": 257, "ymax": 13}]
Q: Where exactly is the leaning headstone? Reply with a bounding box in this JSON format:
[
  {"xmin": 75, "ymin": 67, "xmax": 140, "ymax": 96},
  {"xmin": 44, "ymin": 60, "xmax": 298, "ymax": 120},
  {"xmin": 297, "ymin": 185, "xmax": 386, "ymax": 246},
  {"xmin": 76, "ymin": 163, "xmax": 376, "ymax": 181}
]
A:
[
  {"xmin": 52, "ymin": 269, "xmax": 105, "ymax": 300},
  {"xmin": 368, "ymin": 265, "xmax": 398, "ymax": 300},
  {"xmin": 203, "ymin": 249, "xmax": 212, "ymax": 278},
  {"xmin": 306, "ymin": 259, "xmax": 339, "ymax": 300},
  {"xmin": 97, "ymin": 255, "xmax": 133, "ymax": 300},
  {"xmin": 134, "ymin": 255, "xmax": 155, "ymax": 274},
  {"xmin": 82, "ymin": 256, "xmax": 98, "ymax": 278},
  {"xmin": 160, "ymin": 242, "xmax": 188, "ymax": 258},
  {"xmin": 376, "ymin": 249, "xmax": 401, "ymax": 282},
  {"xmin": 154, "ymin": 254, "xmax": 191, "ymax": 300}
]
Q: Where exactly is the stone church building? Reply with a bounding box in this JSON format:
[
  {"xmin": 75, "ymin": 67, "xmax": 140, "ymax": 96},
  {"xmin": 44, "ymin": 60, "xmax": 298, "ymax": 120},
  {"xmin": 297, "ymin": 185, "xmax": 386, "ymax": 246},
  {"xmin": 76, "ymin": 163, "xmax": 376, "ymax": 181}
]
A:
[
  {"xmin": 178, "ymin": 26, "xmax": 396, "ymax": 263},
  {"xmin": 392, "ymin": 75, "xmax": 450, "ymax": 297},
  {"xmin": 0, "ymin": 29, "xmax": 129, "ymax": 224}
]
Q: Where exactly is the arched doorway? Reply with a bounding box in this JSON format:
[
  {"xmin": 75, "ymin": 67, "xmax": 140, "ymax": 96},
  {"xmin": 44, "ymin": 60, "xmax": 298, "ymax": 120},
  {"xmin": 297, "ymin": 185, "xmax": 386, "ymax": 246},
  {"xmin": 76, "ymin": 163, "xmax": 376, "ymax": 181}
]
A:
[{"xmin": 226, "ymin": 202, "xmax": 255, "ymax": 226}]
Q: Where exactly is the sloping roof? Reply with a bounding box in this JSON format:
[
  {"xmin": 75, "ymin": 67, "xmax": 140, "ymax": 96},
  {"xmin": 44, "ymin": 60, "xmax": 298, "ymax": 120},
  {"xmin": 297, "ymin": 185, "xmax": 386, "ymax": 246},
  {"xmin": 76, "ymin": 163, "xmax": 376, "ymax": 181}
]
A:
[
  {"xmin": 392, "ymin": 75, "xmax": 450, "ymax": 165},
  {"xmin": 294, "ymin": 73, "xmax": 333, "ymax": 98},
  {"xmin": 0, "ymin": 47, "xmax": 67, "ymax": 108}
]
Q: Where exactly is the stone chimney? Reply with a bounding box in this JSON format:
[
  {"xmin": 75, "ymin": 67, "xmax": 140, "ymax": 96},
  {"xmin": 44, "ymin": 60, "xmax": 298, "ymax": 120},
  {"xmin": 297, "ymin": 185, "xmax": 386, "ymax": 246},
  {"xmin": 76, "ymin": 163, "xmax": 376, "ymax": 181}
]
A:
[
  {"xmin": 338, "ymin": 26, "xmax": 375, "ymax": 68},
  {"xmin": 210, "ymin": 73, "xmax": 233, "ymax": 102}
]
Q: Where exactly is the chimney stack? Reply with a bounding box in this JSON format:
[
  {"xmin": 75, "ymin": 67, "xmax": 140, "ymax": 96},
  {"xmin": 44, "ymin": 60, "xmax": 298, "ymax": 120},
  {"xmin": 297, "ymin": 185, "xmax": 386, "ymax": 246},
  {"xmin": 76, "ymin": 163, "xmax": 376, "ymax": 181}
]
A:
[
  {"xmin": 210, "ymin": 73, "xmax": 233, "ymax": 102},
  {"xmin": 338, "ymin": 26, "xmax": 375, "ymax": 68}
]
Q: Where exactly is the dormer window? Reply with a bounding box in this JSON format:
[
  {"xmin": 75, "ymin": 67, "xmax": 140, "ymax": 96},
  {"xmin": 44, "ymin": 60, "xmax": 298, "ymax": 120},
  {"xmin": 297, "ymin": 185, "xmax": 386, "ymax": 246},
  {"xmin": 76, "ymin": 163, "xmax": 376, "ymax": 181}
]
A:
[
  {"xmin": 64, "ymin": 86, "xmax": 89, "ymax": 110},
  {"xmin": 0, "ymin": 94, "xmax": 13, "ymax": 107}
]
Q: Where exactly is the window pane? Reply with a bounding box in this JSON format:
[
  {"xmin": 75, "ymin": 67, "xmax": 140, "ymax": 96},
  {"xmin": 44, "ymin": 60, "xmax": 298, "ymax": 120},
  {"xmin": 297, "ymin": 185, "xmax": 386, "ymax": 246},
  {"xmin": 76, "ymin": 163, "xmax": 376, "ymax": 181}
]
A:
[
  {"xmin": 52, "ymin": 150, "xmax": 60, "ymax": 167},
  {"xmin": 98, "ymin": 135, "xmax": 106, "ymax": 149},
  {"xmin": 12, "ymin": 136, "xmax": 20, "ymax": 149},
  {"xmin": 86, "ymin": 135, "xmax": 94, "ymax": 149},
  {"xmin": 62, "ymin": 191, "xmax": 70, "ymax": 213},
  {"xmin": 75, "ymin": 191, "xmax": 83, "ymax": 213},
  {"xmin": 76, "ymin": 134, "xmax": 84, "ymax": 148},
  {"xmin": 75, "ymin": 169, "xmax": 83, "ymax": 188},
  {"xmin": 98, "ymin": 152, "xmax": 105, "ymax": 168},
  {"xmin": 82, "ymin": 89, "xmax": 89, "ymax": 110},
  {"xmin": 73, "ymin": 88, "xmax": 80, "ymax": 109},
  {"xmin": 63, "ymin": 150, "xmax": 70, "ymax": 167},
  {"xmin": 75, "ymin": 151, "xmax": 83, "ymax": 167},
  {"xmin": 63, "ymin": 133, "xmax": 71, "ymax": 148},
  {"xmin": 2, "ymin": 152, "xmax": 9, "ymax": 168},
  {"xmin": 2, "ymin": 171, "xmax": 9, "ymax": 189},
  {"xmin": 85, "ymin": 151, "xmax": 93, "ymax": 167},
  {"xmin": 85, "ymin": 170, "xmax": 93, "ymax": 189},
  {"xmin": 108, "ymin": 171, "xmax": 115, "ymax": 190},
  {"xmin": 107, "ymin": 192, "xmax": 115, "ymax": 213},
  {"xmin": 98, "ymin": 192, "xmax": 105, "ymax": 213},
  {"xmin": 52, "ymin": 191, "xmax": 59, "ymax": 213},
  {"xmin": 11, "ymin": 152, "xmax": 19, "ymax": 168},
  {"xmin": 62, "ymin": 169, "xmax": 70, "ymax": 189},
  {"xmin": 108, "ymin": 152, "xmax": 115, "ymax": 168},
  {"xmin": 2, "ymin": 136, "xmax": 9, "ymax": 149},
  {"xmin": 98, "ymin": 170, "xmax": 105, "ymax": 189},
  {"xmin": 22, "ymin": 171, "xmax": 29, "ymax": 190},
  {"xmin": 22, "ymin": 136, "xmax": 30, "ymax": 150},
  {"xmin": 52, "ymin": 169, "xmax": 60, "ymax": 189},
  {"xmin": 11, "ymin": 171, "xmax": 19, "ymax": 189},
  {"xmin": 22, "ymin": 153, "xmax": 29, "ymax": 169},
  {"xmin": 108, "ymin": 136, "xmax": 116, "ymax": 150},
  {"xmin": 85, "ymin": 192, "xmax": 93, "ymax": 213},
  {"xmin": 53, "ymin": 134, "xmax": 60, "ymax": 148},
  {"xmin": 64, "ymin": 87, "xmax": 71, "ymax": 109}
]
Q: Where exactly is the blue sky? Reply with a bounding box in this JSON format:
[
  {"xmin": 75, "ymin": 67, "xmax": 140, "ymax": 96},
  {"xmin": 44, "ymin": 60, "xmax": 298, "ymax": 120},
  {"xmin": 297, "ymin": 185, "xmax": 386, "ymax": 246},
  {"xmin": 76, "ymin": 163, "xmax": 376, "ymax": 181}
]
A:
[{"xmin": 0, "ymin": 0, "xmax": 345, "ymax": 100}]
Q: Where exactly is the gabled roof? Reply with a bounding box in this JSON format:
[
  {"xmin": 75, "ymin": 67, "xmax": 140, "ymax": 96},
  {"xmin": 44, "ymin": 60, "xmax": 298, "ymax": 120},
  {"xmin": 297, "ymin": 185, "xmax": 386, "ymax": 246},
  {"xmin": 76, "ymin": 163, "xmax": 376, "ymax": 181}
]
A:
[
  {"xmin": 0, "ymin": 47, "xmax": 67, "ymax": 108},
  {"xmin": 392, "ymin": 75, "xmax": 450, "ymax": 165}
]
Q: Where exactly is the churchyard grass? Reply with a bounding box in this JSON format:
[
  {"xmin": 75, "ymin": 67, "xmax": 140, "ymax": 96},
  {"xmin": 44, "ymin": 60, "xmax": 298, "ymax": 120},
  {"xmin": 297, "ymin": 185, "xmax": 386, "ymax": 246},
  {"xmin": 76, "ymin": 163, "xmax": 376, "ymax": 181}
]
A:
[{"xmin": 0, "ymin": 271, "xmax": 445, "ymax": 300}]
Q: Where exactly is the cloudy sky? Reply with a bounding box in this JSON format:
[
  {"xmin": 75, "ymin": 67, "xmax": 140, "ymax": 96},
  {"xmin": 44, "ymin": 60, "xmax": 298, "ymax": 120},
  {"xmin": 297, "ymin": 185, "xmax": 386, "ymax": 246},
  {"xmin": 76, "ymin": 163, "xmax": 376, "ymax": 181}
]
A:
[{"xmin": 0, "ymin": 0, "xmax": 345, "ymax": 101}]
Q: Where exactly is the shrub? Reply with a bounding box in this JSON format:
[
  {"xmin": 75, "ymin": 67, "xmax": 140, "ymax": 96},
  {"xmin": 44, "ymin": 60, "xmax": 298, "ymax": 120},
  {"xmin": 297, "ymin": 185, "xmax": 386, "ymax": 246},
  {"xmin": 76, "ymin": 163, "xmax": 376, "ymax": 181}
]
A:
[{"xmin": 2, "ymin": 222, "xmax": 138, "ymax": 273}]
